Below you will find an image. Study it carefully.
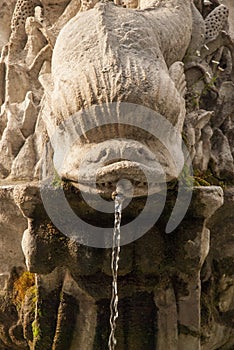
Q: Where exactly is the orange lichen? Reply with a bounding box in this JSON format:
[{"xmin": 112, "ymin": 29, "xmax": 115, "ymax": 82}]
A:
[{"xmin": 13, "ymin": 271, "xmax": 36, "ymax": 307}]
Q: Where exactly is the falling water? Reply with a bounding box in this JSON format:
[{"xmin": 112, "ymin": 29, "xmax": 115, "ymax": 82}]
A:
[{"xmin": 108, "ymin": 193, "xmax": 124, "ymax": 350}]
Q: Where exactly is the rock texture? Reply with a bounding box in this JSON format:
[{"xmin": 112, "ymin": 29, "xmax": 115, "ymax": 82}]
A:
[
  {"xmin": 0, "ymin": 0, "xmax": 16, "ymax": 50},
  {"xmin": 0, "ymin": 0, "xmax": 233, "ymax": 349}
]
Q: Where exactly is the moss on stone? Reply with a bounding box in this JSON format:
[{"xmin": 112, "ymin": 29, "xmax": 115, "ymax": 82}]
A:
[{"xmin": 13, "ymin": 271, "xmax": 36, "ymax": 309}]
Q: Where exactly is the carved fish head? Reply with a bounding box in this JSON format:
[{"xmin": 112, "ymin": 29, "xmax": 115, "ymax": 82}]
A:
[
  {"xmin": 44, "ymin": 103, "xmax": 184, "ymax": 198},
  {"xmin": 41, "ymin": 2, "xmax": 187, "ymax": 198}
]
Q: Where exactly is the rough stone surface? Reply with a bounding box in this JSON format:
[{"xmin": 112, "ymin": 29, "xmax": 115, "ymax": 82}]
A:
[
  {"xmin": 0, "ymin": 0, "xmax": 233, "ymax": 349},
  {"xmin": 0, "ymin": 0, "xmax": 16, "ymax": 51}
]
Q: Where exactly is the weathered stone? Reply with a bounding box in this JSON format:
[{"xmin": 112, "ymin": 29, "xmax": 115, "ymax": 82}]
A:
[
  {"xmin": 0, "ymin": 0, "xmax": 234, "ymax": 349},
  {"xmin": 210, "ymin": 128, "xmax": 234, "ymax": 180},
  {"xmin": 0, "ymin": 186, "xmax": 27, "ymax": 276},
  {"xmin": 154, "ymin": 284, "xmax": 178, "ymax": 350},
  {"xmin": 190, "ymin": 186, "xmax": 224, "ymax": 219},
  {"xmin": 0, "ymin": 0, "xmax": 16, "ymax": 50}
]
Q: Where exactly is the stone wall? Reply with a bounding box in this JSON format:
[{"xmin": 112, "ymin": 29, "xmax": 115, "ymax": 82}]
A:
[{"xmin": 0, "ymin": 0, "xmax": 233, "ymax": 349}]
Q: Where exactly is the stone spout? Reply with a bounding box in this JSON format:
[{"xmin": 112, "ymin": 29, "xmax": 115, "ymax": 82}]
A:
[{"xmin": 60, "ymin": 139, "xmax": 168, "ymax": 197}]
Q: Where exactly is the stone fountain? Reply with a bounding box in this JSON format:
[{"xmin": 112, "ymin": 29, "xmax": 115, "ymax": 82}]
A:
[{"xmin": 0, "ymin": 0, "xmax": 234, "ymax": 349}]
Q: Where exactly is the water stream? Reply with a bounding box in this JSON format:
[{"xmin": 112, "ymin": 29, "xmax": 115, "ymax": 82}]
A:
[{"xmin": 108, "ymin": 193, "xmax": 124, "ymax": 350}]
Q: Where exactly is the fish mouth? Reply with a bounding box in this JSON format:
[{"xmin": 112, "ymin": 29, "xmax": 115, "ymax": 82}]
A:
[
  {"xmin": 59, "ymin": 139, "xmax": 176, "ymax": 197},
  {"xmin": 71, "ymin": 159, "xmax": 167, "ymax": 198},
  {"xmin": 58, "ymin": 139, "xmax": 182, "ymax": 198}
]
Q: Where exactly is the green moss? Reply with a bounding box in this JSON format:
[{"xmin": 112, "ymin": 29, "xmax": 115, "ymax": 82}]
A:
[
  {"xmin": 193, "ymin": 169, "xmax": 229, "ymax": 188},
  {"xmin": 180, "ymin": 165, "xmax": 194, "ymax": 188},
  {"xmin": 32, "ymin": 319, "xmax": 41, "ymax": 340},
  {"xmin": 52, "ymin": 169, "xmax": 63, "ymax": 188},
  {"xmin": 202, "ymin": 75, "xmax": 218, "ymax": 96}
]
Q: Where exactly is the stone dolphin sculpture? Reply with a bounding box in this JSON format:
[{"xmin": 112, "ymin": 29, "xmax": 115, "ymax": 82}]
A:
[{"xmin": 41, "ymin": 0, "xmax": 195, "ymax": 197}]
